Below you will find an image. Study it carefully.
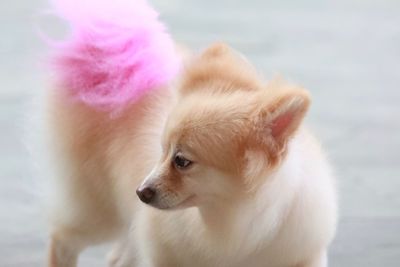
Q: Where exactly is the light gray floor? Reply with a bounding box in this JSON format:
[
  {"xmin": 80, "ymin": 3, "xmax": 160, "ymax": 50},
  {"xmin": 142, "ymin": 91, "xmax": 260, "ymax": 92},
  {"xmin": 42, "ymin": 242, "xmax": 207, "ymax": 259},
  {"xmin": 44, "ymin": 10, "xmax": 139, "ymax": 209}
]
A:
[{"xmin": 1, "ymin": 0, "xmax": 399, "ymax": 266}]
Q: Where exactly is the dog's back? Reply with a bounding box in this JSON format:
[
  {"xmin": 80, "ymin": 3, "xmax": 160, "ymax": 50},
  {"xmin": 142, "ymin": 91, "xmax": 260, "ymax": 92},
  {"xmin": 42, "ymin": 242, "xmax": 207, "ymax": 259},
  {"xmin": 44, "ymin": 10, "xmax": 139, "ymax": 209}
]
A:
[{"xmin": 43, "ymin": 0, "xmax": 179, "ymax": 265}]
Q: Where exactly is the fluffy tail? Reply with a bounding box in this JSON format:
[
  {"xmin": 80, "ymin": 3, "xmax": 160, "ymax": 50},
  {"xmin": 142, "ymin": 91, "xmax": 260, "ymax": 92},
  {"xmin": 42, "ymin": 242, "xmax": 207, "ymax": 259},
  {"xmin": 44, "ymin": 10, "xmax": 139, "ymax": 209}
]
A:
[{"xmin": 49, "ymin": 0, "xmax": 180, "ymax": 112}]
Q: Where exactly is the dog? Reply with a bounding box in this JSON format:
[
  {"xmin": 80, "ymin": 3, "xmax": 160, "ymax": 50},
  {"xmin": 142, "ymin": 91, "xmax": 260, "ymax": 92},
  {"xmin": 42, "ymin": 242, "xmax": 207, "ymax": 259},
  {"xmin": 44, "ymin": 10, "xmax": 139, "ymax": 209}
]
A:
[
  {"xmin": 45, "ymin": 43, "xmax": 337, "ymax": 267},
  {"xmin": 43, "ymin": 1, "xmax": 337, "ymax": 267}
]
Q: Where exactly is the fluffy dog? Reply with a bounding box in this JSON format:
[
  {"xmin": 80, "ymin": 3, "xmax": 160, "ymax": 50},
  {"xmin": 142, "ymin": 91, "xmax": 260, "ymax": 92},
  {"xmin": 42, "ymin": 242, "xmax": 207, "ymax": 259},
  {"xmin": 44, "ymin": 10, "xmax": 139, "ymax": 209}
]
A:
[
  {"xmin": 43, "ymin": 1, "xmax": 337, "ymax": 267},
  {"xmin": 128, "ymin": 45, "xmax": 337, "ymax": 267}
]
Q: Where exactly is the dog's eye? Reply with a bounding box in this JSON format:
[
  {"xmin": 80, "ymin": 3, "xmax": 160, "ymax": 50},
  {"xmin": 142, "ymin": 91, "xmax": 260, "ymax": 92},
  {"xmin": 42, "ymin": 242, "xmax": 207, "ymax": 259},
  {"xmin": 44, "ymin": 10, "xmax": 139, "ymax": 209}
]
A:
[{"xmin": 173, "ymin": 154, "xmax": 192, "ymax": 170}]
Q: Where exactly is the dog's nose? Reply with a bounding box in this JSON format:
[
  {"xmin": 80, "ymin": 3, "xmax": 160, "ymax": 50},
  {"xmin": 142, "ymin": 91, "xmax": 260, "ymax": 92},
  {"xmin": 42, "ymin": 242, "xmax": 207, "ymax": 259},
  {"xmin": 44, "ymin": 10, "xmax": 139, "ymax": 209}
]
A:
[{"xmin": 136, "ymin": 186, "xmax": 156, "ymax": 204}]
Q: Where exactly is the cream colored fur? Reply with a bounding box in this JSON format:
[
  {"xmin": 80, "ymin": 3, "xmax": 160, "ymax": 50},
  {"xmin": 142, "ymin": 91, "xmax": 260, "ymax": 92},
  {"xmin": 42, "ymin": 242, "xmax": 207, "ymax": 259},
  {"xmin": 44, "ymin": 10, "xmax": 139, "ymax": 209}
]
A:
[
  {"xmin": 130, "ymin": 129, "xmax": 336, "ymax": 267},
  {"xmin": 45, "ymin": 43, "xmax": 337, "ymax": 267}
]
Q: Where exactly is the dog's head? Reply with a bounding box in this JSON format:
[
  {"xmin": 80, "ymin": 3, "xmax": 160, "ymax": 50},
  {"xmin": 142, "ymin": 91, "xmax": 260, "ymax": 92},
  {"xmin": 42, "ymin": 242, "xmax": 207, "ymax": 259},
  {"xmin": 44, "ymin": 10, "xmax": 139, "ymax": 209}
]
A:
[{"xmin": 137, "ymin": 43, "xmax": 310, "ymax": 210}]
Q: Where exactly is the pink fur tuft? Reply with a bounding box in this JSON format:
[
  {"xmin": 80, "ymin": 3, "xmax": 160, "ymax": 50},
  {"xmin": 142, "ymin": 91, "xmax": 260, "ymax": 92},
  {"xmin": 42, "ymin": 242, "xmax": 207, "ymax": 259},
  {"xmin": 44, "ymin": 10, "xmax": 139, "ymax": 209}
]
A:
[{"xmin": 50, "ymin": 0, "xmax": 180, "ymax": 112}]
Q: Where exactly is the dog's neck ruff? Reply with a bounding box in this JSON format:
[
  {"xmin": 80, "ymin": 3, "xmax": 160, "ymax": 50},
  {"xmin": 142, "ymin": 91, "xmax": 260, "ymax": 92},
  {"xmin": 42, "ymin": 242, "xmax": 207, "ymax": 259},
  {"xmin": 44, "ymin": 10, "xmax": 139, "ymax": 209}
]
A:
[{"xmin": 196, "ymin": 140, "xmax": 302, "ymax": 256}]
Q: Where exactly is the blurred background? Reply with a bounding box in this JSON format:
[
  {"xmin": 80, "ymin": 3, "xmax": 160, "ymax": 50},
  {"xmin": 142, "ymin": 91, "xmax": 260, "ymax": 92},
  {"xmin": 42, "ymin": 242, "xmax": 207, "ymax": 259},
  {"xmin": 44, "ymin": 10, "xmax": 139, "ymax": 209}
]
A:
[{"xmin": 1, "ymin": 0, "xmax": 399, "ymax": 266}]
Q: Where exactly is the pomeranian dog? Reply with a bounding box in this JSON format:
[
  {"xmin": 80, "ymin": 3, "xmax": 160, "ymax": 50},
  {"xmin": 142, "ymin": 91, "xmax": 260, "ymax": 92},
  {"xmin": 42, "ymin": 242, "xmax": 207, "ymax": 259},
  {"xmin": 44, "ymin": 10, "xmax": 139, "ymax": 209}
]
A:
[{"xmin": 43, "ymin": 0, "xmax": 337, "ymax": 267}]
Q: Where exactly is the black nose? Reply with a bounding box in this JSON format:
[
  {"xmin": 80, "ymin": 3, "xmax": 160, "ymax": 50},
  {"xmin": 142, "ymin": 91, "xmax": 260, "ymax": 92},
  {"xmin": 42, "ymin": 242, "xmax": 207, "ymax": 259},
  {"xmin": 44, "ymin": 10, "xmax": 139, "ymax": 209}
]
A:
[{"xmin": 136, "ymin": 186, "xmax": 156, "ymax": 204}]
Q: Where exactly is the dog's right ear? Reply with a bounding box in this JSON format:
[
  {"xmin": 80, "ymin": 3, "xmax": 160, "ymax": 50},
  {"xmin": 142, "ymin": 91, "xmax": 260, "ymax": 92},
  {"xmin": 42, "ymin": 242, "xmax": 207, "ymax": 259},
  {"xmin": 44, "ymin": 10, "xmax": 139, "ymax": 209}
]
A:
[
  {"xmin": 200, "ymin": 42, "xmax": 231, "ymax": 59},
  {"xmin": 177, "ymin": 43, "xmax": 231, "ymax": 96},
  {"xmin": 178, "ymin": 43, "xmax": 260, "ymax": 96}
]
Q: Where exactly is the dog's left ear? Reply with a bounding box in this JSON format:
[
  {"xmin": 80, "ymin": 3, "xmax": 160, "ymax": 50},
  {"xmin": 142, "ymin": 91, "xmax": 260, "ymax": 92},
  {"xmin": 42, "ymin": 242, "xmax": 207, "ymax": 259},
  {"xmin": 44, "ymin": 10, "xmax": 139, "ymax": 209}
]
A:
[
  {"xmin": 242, "ymin": 87, "xmax": 310, "ymax": 185},
  {"xmin": 250, "ymin": 88, "xmax": 311, "ymax": 156}
]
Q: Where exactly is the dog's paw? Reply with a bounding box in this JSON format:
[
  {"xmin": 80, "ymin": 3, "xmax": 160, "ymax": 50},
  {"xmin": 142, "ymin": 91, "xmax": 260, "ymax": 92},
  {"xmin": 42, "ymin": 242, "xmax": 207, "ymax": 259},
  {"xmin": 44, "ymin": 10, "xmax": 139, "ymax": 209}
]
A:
[{"xmin": 107, "ymin": 240, "xmax": 137, "ymax": 267}]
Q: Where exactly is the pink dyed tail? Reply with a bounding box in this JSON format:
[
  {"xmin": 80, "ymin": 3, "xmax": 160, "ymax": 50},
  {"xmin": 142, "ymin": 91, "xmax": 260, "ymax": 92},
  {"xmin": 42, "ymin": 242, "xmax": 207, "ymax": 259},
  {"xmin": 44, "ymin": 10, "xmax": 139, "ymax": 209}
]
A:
[{"xmin": 50, "ymin": 0, "xmax": 180, "ymax": 112}]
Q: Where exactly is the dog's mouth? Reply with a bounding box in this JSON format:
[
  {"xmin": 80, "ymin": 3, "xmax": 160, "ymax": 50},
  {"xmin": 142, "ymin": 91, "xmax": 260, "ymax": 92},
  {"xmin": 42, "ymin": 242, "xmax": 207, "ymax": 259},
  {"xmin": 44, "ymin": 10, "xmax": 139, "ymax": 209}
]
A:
[
  {"xmin": 175, "ymin": 195, "xmax": 196, "ymax": 209},
  {"xmin": 149, "ymin": 194, "xmax": 196, "ymax": 210}
]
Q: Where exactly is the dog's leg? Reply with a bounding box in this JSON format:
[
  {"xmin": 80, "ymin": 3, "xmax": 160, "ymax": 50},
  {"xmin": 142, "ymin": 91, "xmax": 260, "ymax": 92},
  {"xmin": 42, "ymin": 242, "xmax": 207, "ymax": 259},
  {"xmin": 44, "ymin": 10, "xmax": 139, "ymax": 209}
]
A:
[
  {"xmin": 296, "ymin": 250, "xmax": 328, "ymax": 267},
  {"xmin": 108, "ymin": 237, "xmax": 137, "ymax": 267},
  {"xmin": 48, "ymin": 230, "xmax": 85, "ymax": 267},
  {"xmin": 108, "ymin": 240, "xmax": 126, "ymax": 267}
]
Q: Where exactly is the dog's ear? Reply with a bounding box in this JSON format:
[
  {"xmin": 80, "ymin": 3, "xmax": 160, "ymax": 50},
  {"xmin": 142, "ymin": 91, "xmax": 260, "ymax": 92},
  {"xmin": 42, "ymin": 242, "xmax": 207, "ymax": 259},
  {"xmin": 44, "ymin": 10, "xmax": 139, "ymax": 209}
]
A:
[
  {"xmin": 179, "ymin": 42, "xmax": 261, "ymax": 96},
  {"xmin": 250, "ymin": 87, "xmax": 311, "ymax": 158},
  {"xmin": 200, "ymin": 42, "xmax": 231, "ymax": 59},
  {"xmin": 242, "ymin": 87, "xmax": 310, "ymax": 184}
]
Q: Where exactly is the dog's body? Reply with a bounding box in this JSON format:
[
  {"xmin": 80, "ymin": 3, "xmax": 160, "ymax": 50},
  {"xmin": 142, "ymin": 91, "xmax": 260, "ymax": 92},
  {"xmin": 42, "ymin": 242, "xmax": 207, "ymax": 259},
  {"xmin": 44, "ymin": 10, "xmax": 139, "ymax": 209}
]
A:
[
  {"xmin": 45, "ymin": 43, "xmax": 337, "ymax": 267},
  {"xmin": 46, "ymin": 84, "xmax": 171, "ymax": 266}
]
